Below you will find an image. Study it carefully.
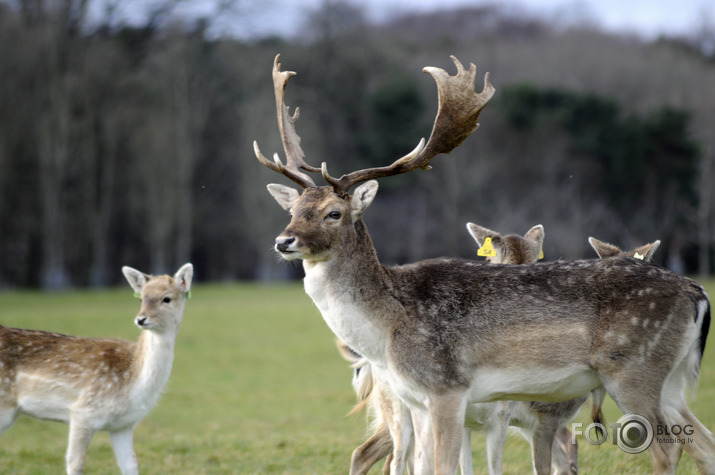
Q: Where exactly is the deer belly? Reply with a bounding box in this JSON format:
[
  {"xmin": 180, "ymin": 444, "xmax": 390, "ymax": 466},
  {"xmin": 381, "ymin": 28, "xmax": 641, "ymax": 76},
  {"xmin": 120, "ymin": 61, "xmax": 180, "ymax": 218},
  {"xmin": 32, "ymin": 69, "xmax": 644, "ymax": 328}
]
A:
[
  {"xmin": 469, "ymin": 366, "xmax": 599, "ymax": 403},
  {"xmin": 16, "ymin": 372, "xmax": 77, "ymax": 423},
  {"xmin": 464, "ymin": 402, "xmax": 499, "ymax": 430}
]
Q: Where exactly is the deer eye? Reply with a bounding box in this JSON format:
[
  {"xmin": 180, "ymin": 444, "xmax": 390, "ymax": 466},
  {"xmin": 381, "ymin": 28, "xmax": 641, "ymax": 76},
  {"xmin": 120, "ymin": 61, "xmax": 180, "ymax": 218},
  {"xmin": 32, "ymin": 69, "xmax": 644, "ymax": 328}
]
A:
[
  {"xmin": 162, "ymin": 296, "xmax": 171, "ymax": 304},
  {"xmin": 327, "ymin": 211, "xmax": 341, "ymax": 220}
]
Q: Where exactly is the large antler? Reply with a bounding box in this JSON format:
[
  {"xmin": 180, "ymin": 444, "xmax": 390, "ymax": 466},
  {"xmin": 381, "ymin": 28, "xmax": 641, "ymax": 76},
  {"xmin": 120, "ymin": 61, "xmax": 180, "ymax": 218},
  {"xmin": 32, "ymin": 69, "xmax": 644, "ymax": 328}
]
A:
[
  {"xmin": 255, "ymin": 55, "xmax": 494, "ymax": 194},
  {"xmin": 253, "ymin": 54, "xmax": 322, "ymax": 188},
  {"xmin": 322, "ymin": 56, "xmax": 495, "ymax": 194}
]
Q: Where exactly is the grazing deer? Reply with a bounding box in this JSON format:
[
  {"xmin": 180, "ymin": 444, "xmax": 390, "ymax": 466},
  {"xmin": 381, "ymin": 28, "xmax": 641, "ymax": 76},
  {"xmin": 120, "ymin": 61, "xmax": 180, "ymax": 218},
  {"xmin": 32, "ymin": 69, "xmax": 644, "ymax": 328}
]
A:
[
  {"xmin": 0, "ymin": 264, "xmax": 193, "ymax": 474},
  {"xmin": 255, "ymin": 54, "xmax": 714, "ymax": 474},
  {"xmin": 588, "ymin": 236, "xmax": 661, "ymax": 262},
  {"xmin": 341, "ymin": 223, "xmax": 580, "ymax": 475}
]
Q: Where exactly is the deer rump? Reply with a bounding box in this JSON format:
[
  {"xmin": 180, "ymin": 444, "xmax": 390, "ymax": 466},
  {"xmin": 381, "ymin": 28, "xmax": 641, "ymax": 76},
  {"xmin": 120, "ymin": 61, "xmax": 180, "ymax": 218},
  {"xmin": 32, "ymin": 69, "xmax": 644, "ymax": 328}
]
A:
[{"xmin": 366, "ymin": 256, "xmax": 708, "ymax": 404}]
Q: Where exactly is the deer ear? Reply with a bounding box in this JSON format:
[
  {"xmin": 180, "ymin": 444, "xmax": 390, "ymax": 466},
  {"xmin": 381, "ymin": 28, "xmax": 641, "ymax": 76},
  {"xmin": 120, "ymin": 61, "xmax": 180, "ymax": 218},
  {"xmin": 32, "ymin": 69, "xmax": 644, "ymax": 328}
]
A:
[
  {"xmin": 335, "ymin": 340, "xmax": 363, "ymax": 364},
  {"xmin": 351, "ymin": 180, "xmax": 378, "ymax": 222},
  {"xmin": 267, "ymin": 184, "xmax": 300, "ymax": 212},
  {"xmin": 123, "ymin": 266, "xmax": 149, "ymax": 294},
  {"xmin": 466, "ymin": 222, "xmax": 498, "ymax": 247},
  {"xmin": 632, "ymin": 240, "xmax": 661, "ymax": 262},
  {"xmin": 174, "ymin": 263, "xmax": 194, "ymax": 293},
  {"xmin": 588, "ymin": 237, "xmax": 621, "ymax": 258},
  {"xmin": 524, "ymin": 224, "xmax": 545, "ymax": 246}
]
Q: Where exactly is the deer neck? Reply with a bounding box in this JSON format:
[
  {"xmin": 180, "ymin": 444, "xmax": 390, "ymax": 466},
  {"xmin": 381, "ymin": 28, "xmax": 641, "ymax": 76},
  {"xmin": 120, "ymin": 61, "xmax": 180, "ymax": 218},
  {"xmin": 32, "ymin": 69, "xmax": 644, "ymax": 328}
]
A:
[
  {"xmin": 130, "ymin": 326, "xmax": 177, "ymax": 406},
  {"xmin": 303, "ymin": 219, "xmax": 394, "ymax": 363}
]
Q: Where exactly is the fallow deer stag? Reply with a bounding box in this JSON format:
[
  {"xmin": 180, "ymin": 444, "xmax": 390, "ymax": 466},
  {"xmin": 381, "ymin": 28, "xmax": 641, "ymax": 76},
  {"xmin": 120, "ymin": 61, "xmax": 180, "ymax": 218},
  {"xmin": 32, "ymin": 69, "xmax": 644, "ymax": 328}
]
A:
[
  {"xmin": 255, "ymin": 54, "xmax": 714, "ymax": 474},
  {"xmin": 0, "ymin": 264, "xmax": 193, "ymax": 474},
  {"xmin": 341, "ymin": 223, "xmax": 581, "ymax": 475}
]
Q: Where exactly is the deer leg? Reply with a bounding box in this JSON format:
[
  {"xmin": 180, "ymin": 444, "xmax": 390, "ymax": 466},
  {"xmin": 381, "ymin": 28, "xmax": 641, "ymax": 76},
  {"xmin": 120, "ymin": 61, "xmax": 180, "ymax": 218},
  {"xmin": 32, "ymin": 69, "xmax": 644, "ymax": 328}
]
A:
[
  {"xmin": 411, "ymin": 407, "xmax": 433, "ymax": 475},
  {"xmin": 529, "ymin": 415, "xmax": 560, "ymax": 475},
  {"xmin": 460, "ymin": 427, "xmax": 474, "ymax": 475},
  {"xmin": 109, "ymin": 427, "xmax": 139, "ymax": 475},
  {"xmin": 66, "ymin": 422, "xmax": 95, "ymax": 475},
  {"xmin": 350, "ymin": 421, "xmax": 392, "ymax": 475},
  {"xmin": 602, "ymin": 377, "xmax": 679, "ymax": 475},
  {"xmin": 386, "ymin": 399, "xmax": 414, "ymax": 475},
  {"xmin": 350, "ymin": 419, "xmax": 392, "ymax": 475},
  {"xmin": 551, "ymin": 426, "xmax": 578, "ymax": 475},
  {"xmin": 659, "ymin": 361, "xmax": 715, "ymax": 474},
  {"xmin": 665, "ymin": 405, "xmax": 715, "ymax": 475},
  {"xmin": 484, "ymin": 412, "xmax": 508, "ymax": 475},
  {"xmin": 429, "ymin": 391, "xmax": 467, "ymax": 475},
  {"xmin": 486, "ymin": 401, "xmax": 514, "ymax": 475},
  {"xmin": 381, "ymin": 453, "xmax": 393, "ymax": 475}
]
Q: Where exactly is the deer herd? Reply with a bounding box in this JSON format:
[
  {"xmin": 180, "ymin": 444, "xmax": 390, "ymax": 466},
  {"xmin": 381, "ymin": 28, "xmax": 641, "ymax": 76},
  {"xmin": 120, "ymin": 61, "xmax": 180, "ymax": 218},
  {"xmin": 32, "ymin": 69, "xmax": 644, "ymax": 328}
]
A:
[{"xmin": 0, "ymin": 54, "xmax": 713, "ymax": 475}]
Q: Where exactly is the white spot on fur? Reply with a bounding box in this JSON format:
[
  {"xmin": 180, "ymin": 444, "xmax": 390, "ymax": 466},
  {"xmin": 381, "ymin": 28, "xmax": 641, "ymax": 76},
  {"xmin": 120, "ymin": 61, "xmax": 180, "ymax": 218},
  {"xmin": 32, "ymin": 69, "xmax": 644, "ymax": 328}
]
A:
[
  {"xmin": 630, "ymin": 317, "xmax": 639, "ymax": 326},
  {"xmin": 642, "ymin": 319, "xmax": 649, "ymax": 328},
  {"xmin": 618, "ymin": 334, "xmax": 629, "ymax": 346}
]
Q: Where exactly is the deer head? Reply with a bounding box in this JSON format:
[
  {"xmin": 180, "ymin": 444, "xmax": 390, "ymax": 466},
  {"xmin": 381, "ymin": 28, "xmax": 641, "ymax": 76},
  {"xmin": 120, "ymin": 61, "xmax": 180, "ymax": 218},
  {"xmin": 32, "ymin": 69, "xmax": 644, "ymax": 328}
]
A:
[
  {"xmin": 466, "ymin": 222, "xmax": 544, "ymax": 264},
  {"xmin": 256, "ymin": 54, "xmax": 494, "ymax": 259},
  {"xmin": 122, "ymin": 263, "xmax": 193, "ymax": 333},
  {"xmin": 587, "ymin": 236, "xmax": 660, "ymax": 261}
]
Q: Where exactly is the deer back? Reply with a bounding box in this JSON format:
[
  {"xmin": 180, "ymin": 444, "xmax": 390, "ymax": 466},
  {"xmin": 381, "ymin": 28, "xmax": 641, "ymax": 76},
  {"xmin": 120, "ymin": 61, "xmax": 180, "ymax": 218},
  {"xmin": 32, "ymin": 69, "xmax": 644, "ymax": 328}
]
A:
[{"xmin": 384, "ymin": 256, "xmax": 706, "ymax": 393}]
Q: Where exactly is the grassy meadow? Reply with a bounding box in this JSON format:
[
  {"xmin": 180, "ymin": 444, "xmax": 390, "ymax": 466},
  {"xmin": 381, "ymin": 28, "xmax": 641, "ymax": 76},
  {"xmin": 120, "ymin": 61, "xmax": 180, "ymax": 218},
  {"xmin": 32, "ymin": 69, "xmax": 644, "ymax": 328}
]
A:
[{"xmin": 0, "ymin": 278, "xmax": 714, "ymax": 474}]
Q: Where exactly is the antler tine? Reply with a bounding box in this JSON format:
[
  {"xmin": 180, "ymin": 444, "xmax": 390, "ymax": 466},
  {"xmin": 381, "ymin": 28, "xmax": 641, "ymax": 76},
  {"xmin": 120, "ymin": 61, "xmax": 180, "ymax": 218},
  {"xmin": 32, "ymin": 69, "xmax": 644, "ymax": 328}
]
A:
[
  {"xmin": 254, "ymin": 54, "xmax": 322, "ymax": 188},
  {"xmin": 324, "ymin": 55, "xmax": 495, "ymax": 194}
]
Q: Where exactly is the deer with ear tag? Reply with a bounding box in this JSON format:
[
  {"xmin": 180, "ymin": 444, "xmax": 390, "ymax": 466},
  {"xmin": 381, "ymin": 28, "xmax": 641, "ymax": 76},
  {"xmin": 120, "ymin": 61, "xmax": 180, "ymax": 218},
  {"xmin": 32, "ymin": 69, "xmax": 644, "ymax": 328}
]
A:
[
  {"xmin": 588, "ymin": 236, "xmax": 661, "ymax": 262},
  {"xmin": 466, "ymin": 222, "xmax": 545, "ymax": 265},
  {"xmin": 0, "ymin": 263, "xmax": 192, "ymax": 475},
  {"xmin": 256, "ymin": 54, "xmax": 713, "ymax": 474}
]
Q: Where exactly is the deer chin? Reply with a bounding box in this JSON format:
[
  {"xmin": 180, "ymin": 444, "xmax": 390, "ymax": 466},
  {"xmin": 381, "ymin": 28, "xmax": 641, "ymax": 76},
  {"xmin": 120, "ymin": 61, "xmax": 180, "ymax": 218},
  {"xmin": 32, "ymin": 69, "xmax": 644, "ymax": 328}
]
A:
[
  {"xmin": 276, "ymin": 248, "xmax": 302, "ymax": 260},
  {"xmin": 135, "ymin": 317, "xmax": 157, "ymax": 330}
]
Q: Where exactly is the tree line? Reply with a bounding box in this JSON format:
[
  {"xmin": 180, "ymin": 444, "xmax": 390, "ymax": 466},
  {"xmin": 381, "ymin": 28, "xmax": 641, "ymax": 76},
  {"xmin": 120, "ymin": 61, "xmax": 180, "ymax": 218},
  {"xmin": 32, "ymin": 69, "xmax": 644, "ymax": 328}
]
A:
[{"xmin": 0, "ymin": 0, "xmax": 713, "ymax": 288}]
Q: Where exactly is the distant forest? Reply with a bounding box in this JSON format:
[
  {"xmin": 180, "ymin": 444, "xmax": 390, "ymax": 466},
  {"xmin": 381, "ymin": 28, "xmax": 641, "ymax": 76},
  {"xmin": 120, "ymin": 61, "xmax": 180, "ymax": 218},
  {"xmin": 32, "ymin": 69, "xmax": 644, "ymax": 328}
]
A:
[{"xmin": 0, "ymin": 0, "xmax": 714, "ymax": 288}]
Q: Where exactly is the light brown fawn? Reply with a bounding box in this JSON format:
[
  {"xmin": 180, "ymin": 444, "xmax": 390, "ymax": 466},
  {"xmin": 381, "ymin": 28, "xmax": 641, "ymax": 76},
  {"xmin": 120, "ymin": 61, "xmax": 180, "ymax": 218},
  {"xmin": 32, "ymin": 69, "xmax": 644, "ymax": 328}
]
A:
[
  {"xmin": 256, "ymin": 54, "xmax": 713, "ymax": 474},
  {"xmin": 0, "ymin": 263, "xmax": 193, "ymax": 474}
]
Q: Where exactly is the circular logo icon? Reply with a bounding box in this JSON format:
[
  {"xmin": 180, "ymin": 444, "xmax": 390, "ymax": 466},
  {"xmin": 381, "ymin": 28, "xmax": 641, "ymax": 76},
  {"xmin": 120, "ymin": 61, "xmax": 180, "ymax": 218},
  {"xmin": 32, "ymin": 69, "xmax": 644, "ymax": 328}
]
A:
[{"xmin": 616, "ymin": 414, "xmax": 654, "ymax": 454}]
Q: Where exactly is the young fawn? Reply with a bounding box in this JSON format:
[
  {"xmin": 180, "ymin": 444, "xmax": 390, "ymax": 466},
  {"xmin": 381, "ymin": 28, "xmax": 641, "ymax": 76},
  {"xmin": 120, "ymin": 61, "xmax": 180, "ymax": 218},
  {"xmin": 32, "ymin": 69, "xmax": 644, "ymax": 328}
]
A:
[
  {"xmin": 257, "ymin": 55, "xmax": 713, "ymax": 474},
  {"xmin": 0, "ymin": 263, "xmax": 193, "ymax": 474}
]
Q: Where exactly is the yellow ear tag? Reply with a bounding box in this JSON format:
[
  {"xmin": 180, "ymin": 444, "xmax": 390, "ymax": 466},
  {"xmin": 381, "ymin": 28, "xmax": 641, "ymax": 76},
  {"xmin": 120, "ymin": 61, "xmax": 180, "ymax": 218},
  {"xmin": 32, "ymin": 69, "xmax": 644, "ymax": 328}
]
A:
[
  {"xmin": 633, "ymin": 252, "xmax": 645, "ymax": 260},
  {"xmin": 538, "ymin": 247, "xmax": 544, "ymax": 260},
  {"xmin": 477, "ymin": 237, "xmax": 497, "ymax": 257}
]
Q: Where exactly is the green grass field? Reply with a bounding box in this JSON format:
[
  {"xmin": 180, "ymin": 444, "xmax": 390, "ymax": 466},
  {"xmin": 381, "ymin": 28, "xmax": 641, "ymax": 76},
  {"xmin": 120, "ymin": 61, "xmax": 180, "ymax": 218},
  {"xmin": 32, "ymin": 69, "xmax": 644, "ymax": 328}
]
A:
[{"xmin": 1, "ymin": 279, "xmax": 714, "ymax": 474}]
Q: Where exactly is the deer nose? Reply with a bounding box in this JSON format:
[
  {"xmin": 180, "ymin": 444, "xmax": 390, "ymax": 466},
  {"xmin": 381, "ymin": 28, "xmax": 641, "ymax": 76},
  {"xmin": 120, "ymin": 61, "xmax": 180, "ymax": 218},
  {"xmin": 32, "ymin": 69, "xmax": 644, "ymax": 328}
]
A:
[
  {"xmin": 275, "ymin": 236, "xmax": 296, "ymax": 253},
  {"xmin": 136, "ymin": 316, "xmax": 147, "ymax": 327}
]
